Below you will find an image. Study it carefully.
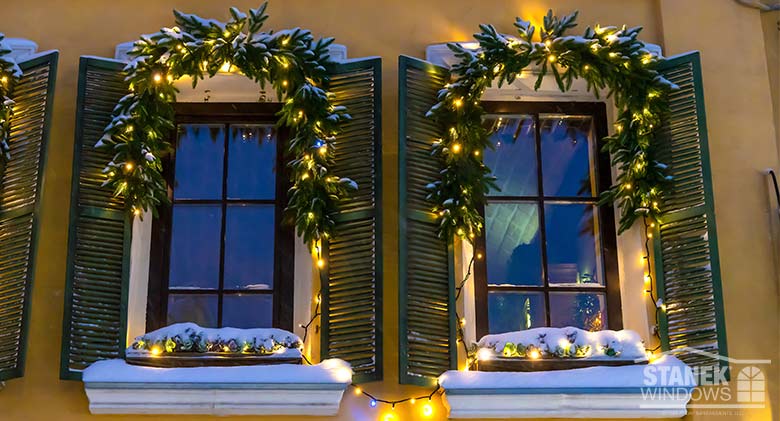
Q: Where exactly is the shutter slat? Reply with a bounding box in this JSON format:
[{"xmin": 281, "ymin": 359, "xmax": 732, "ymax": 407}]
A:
[
  {"xmin": 321, "ymin": 58, "xmax": 383, "ymax": 383},
  {"xmin": 398, "ymin": 56, "xmax": 455, "ymax": 387},
  {"xmin": 60, "ymin": 57, "xmax": 130, "ymax": 380},
  {"xmin": 654, "ymin": 51, "xmax": 729, "ymax": 377},
  {"xmin": 0, "ymin": 51, "xmax": 57, "ymax": 381}
]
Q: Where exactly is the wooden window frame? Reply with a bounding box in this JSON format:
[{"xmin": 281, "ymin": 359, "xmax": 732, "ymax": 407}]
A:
[
  {"xmin": 474, "ymin": 101, "xmax": 623, "ymax": 340},
  {"xmin": 146, "ymin": 102, "xmax": 295, "ymax": 332}
]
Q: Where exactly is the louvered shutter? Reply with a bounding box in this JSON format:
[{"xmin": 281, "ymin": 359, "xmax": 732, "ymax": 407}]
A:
[
  {"xmin": 398, "ymin": 55, "xmax": 456, "ymax": 386},
  {"xmin": 0, "ymin": 51, "xmax": 58, "ymax": 381},
  {"xmin": 60, "ymin": 57, "xmax": 130, "ymax": 380},
  {"xmin": 654, "ymin": 51, "xmax": 729, "ymax": 376},
  {"xmin": 321, "ymin": 57, "xmax": 383, "ymax": 383}
]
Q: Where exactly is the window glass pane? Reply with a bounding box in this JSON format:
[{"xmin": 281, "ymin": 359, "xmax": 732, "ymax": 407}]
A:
[
  {"xmin": 222, "ymin": 294, "xmax": 273, "ymax": 328},
  {"xmin": 544, "ymin": 203, "xmax": 602, "ymax": 286},
  {"xmin": 488, "ymin": 291, "xmax": 546, "ymax": 334},
  {"xmin": 167, "ymin": 294, "xmax": 218, "ymax": 327},
  {"xmin": 485, "ymin": 203, "xmax": 542, "ymax": 286},
  {"xmin": 174, "ymin": 124, "xmax": 225, "ymax": 199},
  {"xmin": 540, "ymin": 116, "xmax": 596, "ymax": 197},
  {"xmin": 549, "ymin": 292, "xmax": 606, "ymax": 331},
  {"xmin": 228, "ymin": 125, "xmax": 277, "ymax": 200},
  {"xmin": 169, "ymin": 204, "xmax": 221, "ymax": 289},
  {"xmin": 224, "ymin": 204, "xmax": 275, "ymax": 290},
  {"xmin": 483, "ymin": 115, "xmax": 537, "ymax": 196}
]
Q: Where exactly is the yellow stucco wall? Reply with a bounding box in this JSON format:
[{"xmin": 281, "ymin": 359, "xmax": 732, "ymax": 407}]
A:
[{"xmin": 0, "ymin": 0, "xmax": 778, "ymax": 420}]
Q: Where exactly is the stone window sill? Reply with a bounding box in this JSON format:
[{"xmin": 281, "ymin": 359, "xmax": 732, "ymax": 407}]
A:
[
  {"xmin": 438, "ymin": 356, "xmax": 695, "ymax": 419},
  {"xmin": 82, "ymin": 359, "xmax": 351, "ymax": 416}
]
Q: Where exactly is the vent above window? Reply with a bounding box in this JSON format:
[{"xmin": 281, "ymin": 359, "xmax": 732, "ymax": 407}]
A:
[{"xmin": 425, "ymin": 42, "xmax": 662, "ymax": 101}]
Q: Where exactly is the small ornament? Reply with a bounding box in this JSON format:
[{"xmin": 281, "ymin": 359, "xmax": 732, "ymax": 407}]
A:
[{"xmin": 145, "ymin": 152, "xmax": 155, "ymax": 161}]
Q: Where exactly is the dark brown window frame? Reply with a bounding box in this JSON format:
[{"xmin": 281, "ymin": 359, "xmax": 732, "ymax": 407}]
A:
[
  {"xmin": 147, "ymin": 102, "xmax": 295, "ymax": 332},
  {"xmin": 474, "ymin": 101, "xmax": 623, "ymax": 340}
]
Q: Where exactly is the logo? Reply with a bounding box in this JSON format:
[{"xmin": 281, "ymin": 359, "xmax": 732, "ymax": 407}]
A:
[{"xmin": 639, "ymin": 347, "xmax": 770, "ymax": 416}]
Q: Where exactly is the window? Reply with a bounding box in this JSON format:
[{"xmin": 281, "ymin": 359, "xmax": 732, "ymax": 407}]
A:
[
  {"xmin": 474, "ymin": 102, "xmax": 621, "ymax": 338},
  {"xmin": 147, "ymin": 103, "xmax": 294, "ymax": 332}
]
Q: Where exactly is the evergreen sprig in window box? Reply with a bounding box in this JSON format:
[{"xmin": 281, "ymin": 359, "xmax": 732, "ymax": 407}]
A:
[
  {"xmin": 126, "ymin": 323, "xmax": 303, "ymax": 368},
  {"xmin": 474, "ymin": 327, "xmax": 648, "ymax": 372}
]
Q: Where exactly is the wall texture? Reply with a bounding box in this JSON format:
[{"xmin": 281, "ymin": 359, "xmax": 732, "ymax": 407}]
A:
[{"xmin": 0, "ymin": 0, "xmax": 777, "ymax": 420}]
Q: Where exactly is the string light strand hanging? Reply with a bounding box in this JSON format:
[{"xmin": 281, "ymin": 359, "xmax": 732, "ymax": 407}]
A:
[{"xmin": 0, "ymin": 34, "xmax": 22, "ymax": 165}]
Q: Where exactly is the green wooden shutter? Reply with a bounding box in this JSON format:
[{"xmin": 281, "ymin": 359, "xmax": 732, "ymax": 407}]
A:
[
  {"xmin": 0, "ymin": 51, "xmax": 58, "ymax": 381},
  {"xmin": 654, "ymin": 51, "xmax": 729, "ymax": 375},
  {"xmin": 321, "ymin": 57, "xmax": 383, "ymax": 383},
  {"xmin": 398, "ymin": 55, "xmax": 456, "ymax": 386},
  {"xmin": 60, "ymin": 57, "xmax": 130, "ymax": 380}
]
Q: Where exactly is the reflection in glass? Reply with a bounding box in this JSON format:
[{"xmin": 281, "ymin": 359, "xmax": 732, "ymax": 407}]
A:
[
  {"xmin": 483, "ymin": 115, "xmax": 537, "ymax": 196},
  {"xmin": 544, "ymin": 204, "xmax": 602, "ymax": 286},
  {"xmin": 169, "ymin": 205, "xmax": 221, "ymax": 289},
  {"xmin": 485, "ymin": 203, "xmax": 542, "ymax": 286},
  {"xmin": 488, "ymin": 291, "xmax": 546, "ymax": 334},
  {"xmin": 228, "ymin": 125, "xmax": 277, "ymax": 200},
  {"xmin": 549, "ymin": 292, "xmax": 606, "ymax": 331},
  {"xmin": 174, "ymin": 124, "xmax": 225, "ymax": 200},
  {"xmin": 222, "ymin": 294, "xmax": 273, "ymax": 328},
  {"xmin": 224, "ymin": 204, "xmax": 275, "ymax": 290},
  {"xmin": 540, "ymin": 116, "xmax": 595, "ymax": 197},
  {"xmin": 167, "ymin": 294, "xmax": 218, "ymax": 327}
]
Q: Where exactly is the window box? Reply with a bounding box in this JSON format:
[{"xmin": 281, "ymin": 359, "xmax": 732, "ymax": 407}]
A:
[
  {"xmin": 439, "ymin": 356, "xmax": 694, "ymax": 419},
  {"xmin": 82, "ymin": 358, "xmax": 352, "ymax": 416}
]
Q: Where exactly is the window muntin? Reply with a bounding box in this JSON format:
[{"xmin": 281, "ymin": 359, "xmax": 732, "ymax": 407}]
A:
[
  {"xmin": 476, "ymin": 102, "xmax": 621, "ymax": 337},
  {"xmin": 148, "ymin": 104, "xmax": 294, "ymax": 332}
]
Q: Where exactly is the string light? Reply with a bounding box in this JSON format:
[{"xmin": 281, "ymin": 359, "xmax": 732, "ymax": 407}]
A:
[
  {"xmin": 152, "ymin": 73, "xmax": 162, "ymax": 83},
  {"xmin": 453, "ymin": 98, "xmax": 463, "ymax": 108},
  {"xmin": 422, "ymin": 403, "xmax": 434, "ymax": 417},
  {"xmin": 317, "ymin": 258, "xmax": 325, "ymax": 269},
  {"xmin": 125, "ymin": 162, "xmax": 134, "ymax": 171},
  {"xmin": 451, "ymin": 143, "xmax": 461, "ymax": 153}
]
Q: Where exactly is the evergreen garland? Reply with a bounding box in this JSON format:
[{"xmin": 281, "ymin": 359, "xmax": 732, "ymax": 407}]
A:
[
  {"xmin": 427, "ymin": 11, "xmax": 677, "ymax": 239},
  {"xmin": 0, "ymin": 34, "xmax": 22, "ymax": 165},
  {"xmin": 99, "ymin": 4, "xmax": 353, "ymax": 246}
]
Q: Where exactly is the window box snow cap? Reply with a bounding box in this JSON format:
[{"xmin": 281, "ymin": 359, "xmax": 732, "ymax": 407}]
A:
[
  {"xmin": 82, "ymin": 359, "xmax": 352, "ymax": 415},
  {"xmin": 438, "ymin": 355, "xmax": 695, "ymax": 419},
  {"xmin": 127, "ymin": 322, "xmax": 303, "ymax": 366},
  {"xmin": 476, "ymin": 327, "xmax": 647, "ymax": 364}
]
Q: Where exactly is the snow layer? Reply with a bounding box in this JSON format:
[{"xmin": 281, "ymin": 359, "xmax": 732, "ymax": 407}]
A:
[
  {"xmin": 128, "ymin": 322, "xmax": 302, "ymax": 356},
  {"xmin": 478, "ymin": 327, "xmax": 646, "ymax": 360},
  {"xmin": 439, "ymin": 355, "xmax": 694, "ymax": 390},
  {"xmin": 83, "ymin": 358, "xmax": 352, "ymax": 384}
]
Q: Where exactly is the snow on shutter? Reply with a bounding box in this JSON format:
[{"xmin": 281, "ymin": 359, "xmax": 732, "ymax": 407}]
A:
[
  {"xmin": 60, "ymin": 57, "xmax": 131, "ymax": 380},
  {"xmin": 321, "ymin": 57, "xmax": 383, "ymax": 383},
  {"xmin": 654, "ymin": 51, "xmax": 729, "ymax": 375},
  {"xmin": 0, "ymin": 51, "xmax": 58, "ymax": 381},
  {"xmin": 398, "ymin": 55, "xmax": 456, "ymax": 386}
]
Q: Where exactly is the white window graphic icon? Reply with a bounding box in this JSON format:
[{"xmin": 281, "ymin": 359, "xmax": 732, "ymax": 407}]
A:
[{"xmin": 737, "ymin": 366, "xmax": 765, "ymax": 403}]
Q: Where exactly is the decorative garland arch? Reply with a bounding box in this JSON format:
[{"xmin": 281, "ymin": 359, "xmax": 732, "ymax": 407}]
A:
[
  {"xmin": 0, "ymin": 34, "xmax": 22, "ymax": 164},
  {"xmin": 99, "ymin": 3, "xmax": 353, "ymax": 246},
  {"xmin": 427, "ymin": 11, "xmax": 677, "ymax": 240}
]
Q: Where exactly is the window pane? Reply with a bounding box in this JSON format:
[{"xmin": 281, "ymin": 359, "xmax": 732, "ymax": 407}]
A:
[
  {"xmin": 228, "ymin": 125, "xmax": 277, "ymax": 200},
  {"xmin": 544, "ymin": 204, "xmax": 602, "ymax": 286},
  {"xmin": 540, "ymin": 116, "xmax": 596, "ymax": 197},
  {"xmin": 549, "ymin": 292, "xmax": 606, "ymax": 331},
  {"xmin": 169, "ymin": 204, "xmax": 221, "ymax": 289},
  {"xmin": 167, "ymin": 294, "xmax": 218, "ymax": 327},
  {"xmin": 174, "ymin": 124, "xmax": 224, "ymax": 199},
  {"xmin": 222, "ymin": 294, "xmax": 273, "ymax": 328},
  {"xmin": 488, "ymin": 291, "xmax": 546, "ymax": 334},
  {"xmin": 483, "ymin": 115, "xmax": 537, "ymax": 196},
  {"xmin": 485, "ymin": 203, "xmax": 542, "ymax": 286},
  {"xmin": 224, "ymin": 204, "xmax": 275, "ymax": 290}
]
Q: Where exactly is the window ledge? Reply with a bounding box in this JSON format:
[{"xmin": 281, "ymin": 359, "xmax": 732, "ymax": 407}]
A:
[
  {"xmin": 438, "ymin": 356, "xmax": 695, "ymax": 419},
  {"xmin": 82, "ymin": 359, "xmax": 352, "ymax": 416}
]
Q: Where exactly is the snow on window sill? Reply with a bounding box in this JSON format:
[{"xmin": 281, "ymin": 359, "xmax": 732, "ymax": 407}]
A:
[
  {"xmin": 438, "ymin": 355, "xmax": 695, "ymax": 419},
  {"xmin": 82, "ymin": 358, "xmax": 352, "ymax": 416}
]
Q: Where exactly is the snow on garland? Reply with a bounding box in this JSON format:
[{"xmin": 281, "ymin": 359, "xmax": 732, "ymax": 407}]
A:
[
  {"xmin": 427, "ymin": 11, "xmax": 677, "ymax": 239},
  {"xmin": 477, "ymin": 327, "xmax": 647, "ymax": 361},
  {"xmin": 0, "ymin": 34, "xmax": 22, "ymax": 164},
  {"xmin": 128, "ymin": 323, "xmax": 303, "ymax": 357},
  {"xmin": 98, "ymin": 3, "xmax": 353, "ymax": 245}
]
